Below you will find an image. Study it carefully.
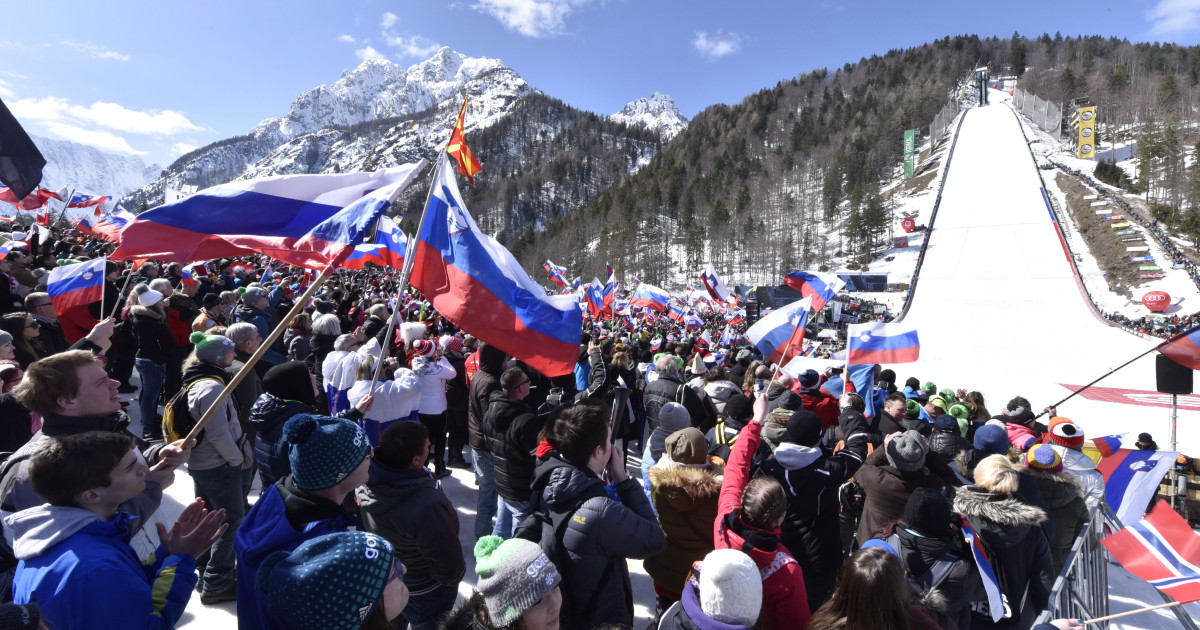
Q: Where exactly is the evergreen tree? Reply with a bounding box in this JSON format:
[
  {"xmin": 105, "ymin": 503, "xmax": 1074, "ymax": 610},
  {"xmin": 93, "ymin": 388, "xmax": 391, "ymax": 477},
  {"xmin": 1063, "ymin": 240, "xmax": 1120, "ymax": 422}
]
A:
[{"xmin": 1009, "ymin": 32, "xmax": 1027, "ymax": 77}]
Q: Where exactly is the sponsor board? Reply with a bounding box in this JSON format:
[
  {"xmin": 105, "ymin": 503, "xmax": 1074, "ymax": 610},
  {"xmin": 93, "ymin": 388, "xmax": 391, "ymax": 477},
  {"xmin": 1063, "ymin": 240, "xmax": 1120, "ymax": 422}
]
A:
[
  {"xmin": 1110, "ymin": 222, "xmax": 1131, "ymax": 228},
  {"xmin": 1127, "ymin": 246, "xmax": 1150, "ymax": 252},
  {"xmin": 1059, "ymin": 384, "xmax": 1200, "ymax": 410}
]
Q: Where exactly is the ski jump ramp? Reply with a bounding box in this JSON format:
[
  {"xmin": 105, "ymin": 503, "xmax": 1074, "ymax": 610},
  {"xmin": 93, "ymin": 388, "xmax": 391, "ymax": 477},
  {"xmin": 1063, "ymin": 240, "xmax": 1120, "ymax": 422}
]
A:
[{"xmin": 901, "ymin": 104, "xmax": 1200, "ymax": 453}]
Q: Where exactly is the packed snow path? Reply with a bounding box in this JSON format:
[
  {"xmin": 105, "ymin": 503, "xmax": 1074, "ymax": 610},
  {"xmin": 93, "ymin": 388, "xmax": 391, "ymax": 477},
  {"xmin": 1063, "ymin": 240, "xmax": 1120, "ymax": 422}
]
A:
[{"xmin": 902, "ymin": 103, "xmax": 1200, "ymax": 454}]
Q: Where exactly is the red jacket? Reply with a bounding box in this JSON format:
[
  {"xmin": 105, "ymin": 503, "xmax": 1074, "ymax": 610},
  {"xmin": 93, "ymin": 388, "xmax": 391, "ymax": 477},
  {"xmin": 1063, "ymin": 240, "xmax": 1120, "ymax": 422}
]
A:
[
  {"xmin": 714, "ymin": 420, "xmax": 811, "ymax": 630},
  {"xmin": 798, "ymin": 389, "xmax": 840, "ymax": 430}
]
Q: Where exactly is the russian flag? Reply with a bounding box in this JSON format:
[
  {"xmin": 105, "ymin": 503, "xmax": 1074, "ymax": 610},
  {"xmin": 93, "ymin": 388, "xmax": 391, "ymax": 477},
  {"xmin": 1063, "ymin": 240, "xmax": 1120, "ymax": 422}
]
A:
[
  {"xmin": 746, "ymin": 297, "xmax": 811, "ymax": 365},
  {"xmin": 1093, "ymin": 434, "xmax": 1124, "ymax": 458},
  {"xmin": 1159, "ymin": 324, "xmax": 1200, "ymax": 370},
  {"xmin": 845, "ymin": 321, "xmax": 920, "ymax": 364},
  {"xmin": 112, "ymin": 163, "xmax": 424, "ymax": 269},
  {"xmin": 342, "ymin": 216, "xmax": 407, "ymax": 271},
  {"xmin": 701, "ymin": 261, "xmax": 734, "ymax": 303},
  {"xmin": 47, "ymin": 257, "xmax": 106, "ymax": 313},
  {"xmin": 1101, "ymin": 501, "xmax": 1200, "ymax": 604},
  {"xmin": 410, "ymin": 154, "xmax": 581, "ymax": 377},
  {"xmin": 90, "ymin": 209, "xmax": 137, "ymax": 244},
  {"xmin": 584, "ymin": 281, "xmax": 605, "ymax": 319},
  {"xmin": 180, "ymin": 268, "xmax": 199, "ymax": 287},
  {"xmin": 1097, "ymin": 448, "xmax": 1179, "ymax": 525},
  {"xmin": 784, "ymin": 270, "xmax": 844, "ymax": 312},
  {"xmin": 630, "ymin": 282, "xmax": 670, "ymax": 313},
  {"xmin": 961, "ymin": 515, "xmax": 1005, "ymax": 622}
]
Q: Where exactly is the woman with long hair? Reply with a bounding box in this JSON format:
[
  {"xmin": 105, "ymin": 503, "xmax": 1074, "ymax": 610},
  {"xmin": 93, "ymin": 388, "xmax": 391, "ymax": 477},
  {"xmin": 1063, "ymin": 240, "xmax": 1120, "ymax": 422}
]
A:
[
  {"xmin": 0, "ymin": 312, "xmax": 42, "ymax": 369},
  {"xmin": 808, "ymin": 546, "xmax": 941, "ymax": 630}
]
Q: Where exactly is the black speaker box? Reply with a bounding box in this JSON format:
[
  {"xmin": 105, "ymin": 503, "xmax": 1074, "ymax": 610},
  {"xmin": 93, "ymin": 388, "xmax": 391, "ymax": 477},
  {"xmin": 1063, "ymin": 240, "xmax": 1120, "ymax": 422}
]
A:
[{"xmin": 1156, "ymin": 354, "xmax": 1193, "ymax": 395}]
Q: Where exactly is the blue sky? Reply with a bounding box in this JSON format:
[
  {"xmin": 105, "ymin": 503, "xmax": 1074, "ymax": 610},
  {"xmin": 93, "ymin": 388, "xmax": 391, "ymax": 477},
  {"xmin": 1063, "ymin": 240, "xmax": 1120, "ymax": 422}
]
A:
[{"xmin": 2, "ymin": 0, "xmax": 1197, "ymax": 168}]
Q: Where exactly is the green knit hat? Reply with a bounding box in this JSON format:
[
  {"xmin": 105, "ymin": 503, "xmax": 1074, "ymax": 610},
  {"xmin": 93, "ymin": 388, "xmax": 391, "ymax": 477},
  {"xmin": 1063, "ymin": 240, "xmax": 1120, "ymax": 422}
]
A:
[
  {"xmin": 948, "ymin": 404, "xmax": 970, "ymax": 437},
  {"xmin": 189, "ymin": 331, "xmax": 234, "ymax": 364},
  {"xmin": 939, "ymin": 388, "xmax": 957, "ymax": 403},
  {"xmin": 474, "ymin": 536, "xmax": 561, "ymax": 626}
]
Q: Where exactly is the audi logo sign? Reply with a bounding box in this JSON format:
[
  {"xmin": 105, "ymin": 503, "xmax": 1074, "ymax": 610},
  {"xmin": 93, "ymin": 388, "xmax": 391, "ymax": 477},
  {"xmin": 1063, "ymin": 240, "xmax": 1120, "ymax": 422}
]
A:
[{"xmin": 1142, "ymin": 291, "xmax": 1171, "ymax": 312}]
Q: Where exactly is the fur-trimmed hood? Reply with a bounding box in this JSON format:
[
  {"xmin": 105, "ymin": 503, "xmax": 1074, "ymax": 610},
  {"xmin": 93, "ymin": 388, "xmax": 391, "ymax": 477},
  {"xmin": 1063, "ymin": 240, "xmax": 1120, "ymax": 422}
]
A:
[
  {"xmin": 129, "ymin": 305, "xmax": 163, "ymax": 319},
  {"xmin": 954, "ymin": 485, "xmax": 1047, "ymax": 548},
  {"xmin": 649, "ymin": 461, "xmax": 724, "ymax": 502}
]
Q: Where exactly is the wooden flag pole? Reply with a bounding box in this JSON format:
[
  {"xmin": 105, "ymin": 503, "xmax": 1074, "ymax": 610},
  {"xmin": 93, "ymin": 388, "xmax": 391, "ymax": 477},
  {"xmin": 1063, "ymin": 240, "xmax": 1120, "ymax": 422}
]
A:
[
  {"xmin": 181, "ymin": 269, "xmax": 332, "ymax": 446},
  {"xmin": 1083, "ymin": 600, "xmax": 1183, "ymax": 624},
  {"xmin": 108, "ymin": 269, "xmax": 135, "ymax": 319}
]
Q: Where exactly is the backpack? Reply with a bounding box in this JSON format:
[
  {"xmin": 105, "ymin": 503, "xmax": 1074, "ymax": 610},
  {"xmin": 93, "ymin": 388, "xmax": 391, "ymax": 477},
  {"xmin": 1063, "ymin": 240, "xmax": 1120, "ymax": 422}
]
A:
[
  {"xmin": 162, "ymin": 376, "xmax": 224, "ymax": 444},
  {"xmin": 514, "ymin": 481, "xmax": 612, "ymax": 626}
]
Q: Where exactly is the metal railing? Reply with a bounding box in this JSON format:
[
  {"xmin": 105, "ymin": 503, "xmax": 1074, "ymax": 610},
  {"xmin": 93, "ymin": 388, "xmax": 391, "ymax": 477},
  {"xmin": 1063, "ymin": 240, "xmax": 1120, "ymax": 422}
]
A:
[
  {"xmin": 929, "ymin": 99, "xmax": 962, "ymax": 149},
  {"xmin": 1013, "ymin": 88, "xmax": 1063, "ymax": 138},
  {"xmin": 1036, "ymin": 504, "xmax": 1110, "ymax": 627}
]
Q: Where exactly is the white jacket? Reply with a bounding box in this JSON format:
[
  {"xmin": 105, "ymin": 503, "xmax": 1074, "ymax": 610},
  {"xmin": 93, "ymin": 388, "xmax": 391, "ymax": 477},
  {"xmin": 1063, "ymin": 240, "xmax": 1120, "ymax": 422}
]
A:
[
  {"xmin": 347, "ymin": 368, "xmax": 422, "ymax": 424},
  {"xmin": 411, "ymin": 355, "xmax": 456, "ymax": 414},
  {"xmin": 1051, "ymin": 444, "xmax": 1106, "ymax": 507}
]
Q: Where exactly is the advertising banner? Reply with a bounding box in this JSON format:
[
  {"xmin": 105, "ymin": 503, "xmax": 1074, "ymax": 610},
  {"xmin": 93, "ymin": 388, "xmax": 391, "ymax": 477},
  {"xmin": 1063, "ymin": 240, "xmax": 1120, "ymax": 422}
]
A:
[{"xmin": 903, "ymin": 129, "xmax": 915, "ymax": 178}]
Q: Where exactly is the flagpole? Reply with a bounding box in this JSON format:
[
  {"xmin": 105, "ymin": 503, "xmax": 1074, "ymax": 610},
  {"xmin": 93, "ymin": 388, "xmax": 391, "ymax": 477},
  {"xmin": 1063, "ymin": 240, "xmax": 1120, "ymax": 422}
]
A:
[
  {"xmin": 55, "ymin": 187, "xmax": 76, "ymax": 226},
  {"xmin": 109, "ymin": 268, "xmax": 135, "ymax": 319},
  {"xmin": 1033, "ymin": 327, "xmax": 1194, "ymax": 421},
  {"xmin": 182, "ymin": 269, "xmax": 333, "ymax": 446},
  {"xmin": 1083, "ymin": 600, "xmax": 1183, "ymax": 624}
]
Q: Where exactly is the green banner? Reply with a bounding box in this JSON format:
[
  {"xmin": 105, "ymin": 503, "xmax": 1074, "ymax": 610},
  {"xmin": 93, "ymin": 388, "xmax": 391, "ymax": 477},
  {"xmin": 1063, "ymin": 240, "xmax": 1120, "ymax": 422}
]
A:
[
  {"xmin": 1113, "ymin": 229, "xmax": 1136, "ymax": 236},
  {"xmin": 903, "ymin": 129, "xmax": 915, "ymax": 178},
  {"xmin": 1140, "ymin": 265, "xmax": 1162, "ymax": 271}
]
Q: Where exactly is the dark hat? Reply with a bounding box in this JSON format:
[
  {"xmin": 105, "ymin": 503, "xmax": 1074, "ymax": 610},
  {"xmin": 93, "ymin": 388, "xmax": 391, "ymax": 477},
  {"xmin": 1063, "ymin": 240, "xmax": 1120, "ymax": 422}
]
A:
[
  {"xmin": 202, "ymin": 293, "xmax": 222, "ymax": 309},
  {"xmin": 667, "ymin": 428, "xmax": 710, "ymax": 466},
  {"xmin": 973, "ymin": 424, "xmax": 1009, "ymax": 456},
  {"xmin": 283, "ymin": 414, "xmax": 371, "ymax": 490},
  {"xmin": 798, "ymin": 369, "xmax": 819, "ymax": 388},
  {"xmin": 879, "ymin": 369, "xmax": 896, "ymax": 384},
  {"xmin": 785, "ymin": 410, "xmax": 823, "ymax": 446},
  {"xmin": 885, "ymin": 430, "xmax": 926, "ymax": 472},
  {"xmin": 314, "ymin": 299, "xmax": 335, "ymax": 314},
  {"xmin": 903, "ymin": 487, "xmax": 954, "ymax": 537},
  {"xmin": 1138, "ymin": 432, "xmax": 1154, "ymax": 443},
  {"xmin": 263, "ymin": 360, "xmax": 317, "ymax": 406},
  {"xmin": 932, "ymin": 414, "xmax": 959, "ymax": 434},
  {"xmin": 724, "ymin": 394, "xmax": 753, "ymax": 422}
]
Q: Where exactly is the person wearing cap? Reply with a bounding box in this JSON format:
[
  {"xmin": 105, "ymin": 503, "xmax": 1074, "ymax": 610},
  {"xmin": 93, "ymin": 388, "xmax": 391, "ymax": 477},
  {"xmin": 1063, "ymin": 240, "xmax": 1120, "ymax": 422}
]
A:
[
  {"xmin": 484, "ymin": 367, "xmax": 543, "ymax": 538},
  {"xmin": 761, "ymin": 404, "xmax": 869, "ymax": 611},
  {"xmin": 1022, "ymin": 444, "xmax": 1087, "ymax": 573},
  {"xmin": 715, "ymin": 393, "xmax": 812, "ymax": 629},
  {"xmin": 23, "ymin": 292, "xmax": 67, "ymax": 357},
  {"xmin": 921, "ymin": 395, "xmax": 948, "ymax": 426},
  {"xmin": 765, "ymin": 373, "xmax": 803, "ymax": 412},
  {"xmin": 855, "ymin": 430, "xmax": 950, "ymax": 545},
  {"xmin": 256, "ymin": 531, "xmax": 409, "ymax": 630},
  {"xmin": 1043, "ymin": 415, "xmax": 1105, "ymax": 507},
  {"xmin": 641, "ymin": 402, "xmax": 692, "ymax": 503},
  {"xmin": 442, "ymin": 536, "xmax": 562, "ymax": 630},
  {"xmin": 234, "ymin": 286, "xmax": 287, "ymax": 367},
  {"xmin": 358, "ymin": 421, "xmax": 463, "ymax": 630},
  {"xmin": 929, "ymin": 414, "xmax": 970, "ymax": 461},
  {"xmin": 412, "ymin": 338, "xmax": 456, "ymax": 479},
  {"xmin": 192, "ymin": 293, "xmax": 224, "ymax": 332},
  {"xmin": 183, "ymin": 330, "xmax": 253, "ymax": 604},
  {"xmin": 645, "ymin": 427, "xmax": 724, "ymax": 609},
  {"xmin": 1136, "ymin": 432, "xmax": 1159, "ymax": 450},
  {"xmin": 129, "ymin": 288, "xmax": 175, "ymax": 440},
  {"xmin": 235, "ymin": 413, "xmax": 373, "ymax": 630},
  {"xmin": 0, "ymin": 252, "xmax": 24, "ymax": 317},
  {"xmin": 954, "ymin": 455, "xmax": 1054, "ymax": 628},
  {"xmin": 658, "ymin": 549, "xmax": 763, "ymax": 630},
  {"xmin": 794, "ymin": 369, "xmax": 839, "ymax": 430},
  {"xmin": 869, "ymin": 488, "xmax": 983, "ymax": 630},
  {"xmin": 706, "ymin": 393, "xmax": 762, "ymax": 464},
  {"xmin": 439, "ymin": 334, "xmax": 472, "ymax": 469}
]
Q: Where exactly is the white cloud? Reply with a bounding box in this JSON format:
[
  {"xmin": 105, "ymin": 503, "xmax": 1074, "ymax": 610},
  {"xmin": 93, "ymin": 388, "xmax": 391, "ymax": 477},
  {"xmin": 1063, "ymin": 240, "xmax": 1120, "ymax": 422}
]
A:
[
  {"xmin": 45, "ymin": 123, "xmax": 146, "ymax": 155},
  {"xmin": 473, "ymin": 0, "xmax": 593, "ymax": 38},
  {"xmin": 381, "ymin": 12, "xmax": 399, "ymax": 28},
  {"xmin": 336, "ymin": 34, "xmax": 357, "ymax": 44},
  {"xmin": 59, "ymin": 40, "xmax": 130, "ymax": 61},
  {"xmin": 692, "ymin": 30, "xmax": 744, "ymax": 60},
  {"xmin": 67, "ymin": 101, "xmax": 202, "ymax": 135},
  {"xmin": 383, "ymin": 33, "xmax": 442, "ymax": 58},
  {"xmin": 170, "ymin": 142, "xmax": 198, "ymax": 155},
  {"xmin": 0, "ymin": 79, "xmax": 13, "ymax": 99},
  {"xmin": 355, "ymin": 45, "xmax": 389, "ymax": 62},
  {"xmin": 1148, "ymin": 0, "xmax": 1200, "ymax": 35}
]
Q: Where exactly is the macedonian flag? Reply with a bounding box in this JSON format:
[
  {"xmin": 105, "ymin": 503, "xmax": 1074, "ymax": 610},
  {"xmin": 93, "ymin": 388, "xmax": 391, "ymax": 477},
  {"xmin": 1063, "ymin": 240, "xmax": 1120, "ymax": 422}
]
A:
[{"xmin": 446, "ymin": 96, "xmax": 482, "ymax": 185}]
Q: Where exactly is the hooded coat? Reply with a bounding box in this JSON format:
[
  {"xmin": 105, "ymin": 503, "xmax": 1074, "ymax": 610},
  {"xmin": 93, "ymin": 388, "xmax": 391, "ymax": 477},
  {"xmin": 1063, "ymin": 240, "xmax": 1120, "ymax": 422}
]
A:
[
  {"xmin": 8, "ymin": 508, "xmax": 197, "ymax": 630},
  {"xmin": 527, "ymin": 454, "xmax": 666, "ymax": 629},
  {"xmin": 855, "ymin": 447, "xmax": 951, "ymax": 545},
  {"xmin": 468, "ymin": 346, "xmax": 506, "ymax": 451},
  {"xmin": 658, "ymin": 578, "xmax": 755, "ymax": 630},
  {"xmin": 645, "ymin": 461, "xmax": 724, "ymax": 597},
  {"xmin": 953, "ymin": 486, "xmax": 1055, "ymax": 630},
  {"xmin": 713, "ymin": 422, "xmax": 812, "ymax": 630},
  {"xmin": 483, "ymin": 389, "xmax": 542, "ymax": 503},
  {"xmin": 885, "ymin": 524, "xmax": 984, "ymax": 630},
  {"xmin": 356, "ymin": 461, "xmax": 465, "ymax": 596},
  {"xmin": 1024, "ymin": 467, "xmax": 1088, "ymax": 572}
]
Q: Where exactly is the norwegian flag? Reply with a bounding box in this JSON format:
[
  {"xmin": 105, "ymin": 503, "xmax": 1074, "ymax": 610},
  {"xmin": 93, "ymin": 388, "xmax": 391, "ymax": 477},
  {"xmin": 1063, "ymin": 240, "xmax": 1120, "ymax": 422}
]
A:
[{"xmin": 1102, "ymin": 501, "xmax": 1200, "ymax": 603}]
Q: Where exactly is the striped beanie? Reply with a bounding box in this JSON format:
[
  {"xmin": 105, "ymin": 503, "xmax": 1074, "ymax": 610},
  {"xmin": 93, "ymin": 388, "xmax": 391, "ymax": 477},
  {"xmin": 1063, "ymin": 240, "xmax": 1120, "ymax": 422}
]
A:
[
  {"xmin": 474, "ymin": 536, "xmax": 561, "ymax": 626},
  {"xmin": 1047, "ymin": 417, "xmax": 1084, "ymax": 449},
  {"xmin": 1025, "ymin": 444, "xmax": 1063, "ymax": 473}
]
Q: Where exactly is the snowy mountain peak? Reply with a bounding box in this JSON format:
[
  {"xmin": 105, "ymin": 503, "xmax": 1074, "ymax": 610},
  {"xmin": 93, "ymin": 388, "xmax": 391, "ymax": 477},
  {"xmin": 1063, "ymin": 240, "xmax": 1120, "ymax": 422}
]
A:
[
  {"xmin": 610, "ymin": 92, "xmax": 688, "ymax": 139},
  {"xmin": 31, "ymin": 135, "xmax": 161, "ymax": 198}
]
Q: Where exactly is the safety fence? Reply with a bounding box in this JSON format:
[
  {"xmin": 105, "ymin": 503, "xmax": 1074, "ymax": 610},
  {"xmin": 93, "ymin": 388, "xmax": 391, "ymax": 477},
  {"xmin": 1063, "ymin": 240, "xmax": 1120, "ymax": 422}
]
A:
[
  {"xmin": 929, "ymin": 99, "xmax": 961, "ymax": 149},
  {"xmin": 1013, "ymin": 88, "xmax": 1064, "ymax": 138}
]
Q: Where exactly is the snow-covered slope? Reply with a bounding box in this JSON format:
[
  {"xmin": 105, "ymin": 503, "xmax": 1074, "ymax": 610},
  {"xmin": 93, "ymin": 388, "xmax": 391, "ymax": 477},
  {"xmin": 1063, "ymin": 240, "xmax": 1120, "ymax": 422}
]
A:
[
  {"xmin": 32, "ymin": 135, "xmax": 161, "ymax": 197},
  {"xmin": 609, "ymin": 92, "xmax": 687, "ymax": 139}
]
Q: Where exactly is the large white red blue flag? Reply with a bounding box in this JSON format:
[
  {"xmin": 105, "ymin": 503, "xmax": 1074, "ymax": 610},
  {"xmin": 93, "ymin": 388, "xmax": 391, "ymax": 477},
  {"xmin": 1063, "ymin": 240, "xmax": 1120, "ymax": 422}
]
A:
[
  {"xmin": 746, "ymin": 297, "xmax": 811, "ymax": 365},
  {"xmin": 1102, "ymin": 501, "xmax": 1200, "ymax": 603},
  {"xmin": 47, "ymin": 257, "xmax": 106, "ymax": 313},
  {"xmin": 630, "ymin": 282, "xmax": 670, "ymax": 313},
  {"xmin": 784, "ymin": 270, "xmax": 843, "ymax": 312},
  {"xmin": 342, "ymin": 216, "xmax": 407, "ymax": 271},
  {"xmin": 411, "ymin": 154, "xmax": 581, "ymax": 376},
  {"xmin": 1097, "ymin": 448, "xmax": 1178, "ymax": 525},
  {"xmin": 845, "ymin": 321, "xmax": 920, "ymax": 364},
  {"xmin": 701, "ymin": 262, "xmax": 734, "ymax": 304}
]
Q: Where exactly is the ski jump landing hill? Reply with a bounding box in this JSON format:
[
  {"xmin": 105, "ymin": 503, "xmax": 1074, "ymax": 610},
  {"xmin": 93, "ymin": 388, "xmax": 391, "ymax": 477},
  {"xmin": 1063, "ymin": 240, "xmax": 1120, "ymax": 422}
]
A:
[{"xmin": 901, "ymin": 103, "xmax": 1200, "ymax": 454}]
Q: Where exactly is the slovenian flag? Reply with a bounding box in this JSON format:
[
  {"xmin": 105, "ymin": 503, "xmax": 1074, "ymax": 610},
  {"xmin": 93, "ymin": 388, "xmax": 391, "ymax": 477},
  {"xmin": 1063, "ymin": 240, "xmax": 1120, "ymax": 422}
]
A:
[
  {"xmin": 48, "ymin": 257, "xmax": 106, "ymax": 313},
  {"xmin": 961, "ymin": 515, "xmax": 1005, "ymax": 622},
  {"xmin": 784, "ymin": 270, "xmax": 844, "ymax": 312},
  {"xmin": 113, "ymin": 164, "xmax": 424, "ymax": 269},
  {"xmin": 1093, "ymin": 434, "xmax": 1124, "ymax": 458},
  {"xmin": 845, "ymin": 321, "xmax": 920, "ymax": 364},
  {"xmin": 1159, "ymin": 324, "xmax": 1200, "ymax": 370},
  {"xmin": 1097, "ymin": 448, "xmax": 1179, "ymax": 525},
  {"xmin": 411, "ymin": 154, "xmax": 581, "ymax": 377},
  {"xmin": 68, "ymin": 192, "xmax": 109, "ymax": 208},
  {"xmin": 746, "ymin": 297, "xmax": 811, "ymax": 365},
  {"xmin": 701, "ymin": 262, "xmax": 734, "ymax": 303},
  {"xmin": 342, "ymin": 216, "xmax": 407, "ymax": 270},
  {"xmin": 630, "ymin": 282, "xmax": 670, "ymax": 313},
  {"xmin": 1101, "ymin": 501, "xmax": 1200, "ymax": 604}
]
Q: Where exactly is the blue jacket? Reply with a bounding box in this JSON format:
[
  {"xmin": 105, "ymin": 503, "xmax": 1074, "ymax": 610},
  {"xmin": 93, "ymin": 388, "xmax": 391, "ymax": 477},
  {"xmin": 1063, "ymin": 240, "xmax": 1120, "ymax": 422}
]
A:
[
  {"xmin": 234, "ymin": 477, "xmax": 360, "ymax": 630},
  {"xmin": 7, "ymin": 507, "xmax": 196, "ymax": 630}
]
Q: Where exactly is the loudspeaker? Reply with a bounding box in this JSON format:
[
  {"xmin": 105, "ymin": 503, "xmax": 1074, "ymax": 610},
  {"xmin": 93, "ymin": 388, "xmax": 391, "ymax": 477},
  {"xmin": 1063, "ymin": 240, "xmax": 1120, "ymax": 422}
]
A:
[{"xmin": 1156, "ymin": 354, "xmax": 1193, "ymax": 395}]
